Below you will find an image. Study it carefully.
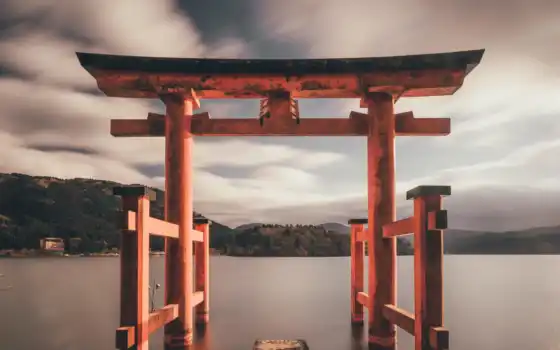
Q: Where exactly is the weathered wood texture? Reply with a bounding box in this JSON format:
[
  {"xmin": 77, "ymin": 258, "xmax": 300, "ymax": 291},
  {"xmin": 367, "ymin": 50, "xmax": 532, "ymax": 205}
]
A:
[
  {"xmin": 76, "ymin": 50, "xmax": 484, "ymax": 99},
  {"xmin": 110, "ymin": 111, "xmax": 450, "ymax": 137},
  {"xmin": 113, "ymin": 187, "xmax": 152, "ymax": 350},
  {"xmin": 194, "ymin": 220, "xmax": 210, "ymax": 325},
  {"xmin": 408, "ymin": 186, "xmax": 450, "ymax": 350},
  {"xmin": 349, "ymin": 186, "xmax": 451, "ymax": 350},
  {"xmin": 349, "ymin": 222, "xmax": 365, "ymax": 324},
  {"xmin": 365, "ymin": 92, "xmax": 397, "ymax": 350},
  {"xmin": 382, "ymin": 304, "xmax": 415, "ymax": 336},
  {"xmin": 382, "ymin": 217, "xmax": 414, "ymax": 238},
  {"xmin": 163, "ymin": 95, "xmax": 195, "ymax": 349},
  {"xmin": 81, "ymin": 46, "xmax": 485, "ymax": 350},
  {"xmin": 117, "ymin": 210, "xmax": 179, "ymax": 238}
]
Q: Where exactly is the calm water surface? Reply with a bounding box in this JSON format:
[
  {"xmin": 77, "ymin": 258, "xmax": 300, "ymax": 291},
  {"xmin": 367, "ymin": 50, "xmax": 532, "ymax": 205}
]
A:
[{"xmin": 1, "ymin": 256, "xmax": 560, "ymax": 350}]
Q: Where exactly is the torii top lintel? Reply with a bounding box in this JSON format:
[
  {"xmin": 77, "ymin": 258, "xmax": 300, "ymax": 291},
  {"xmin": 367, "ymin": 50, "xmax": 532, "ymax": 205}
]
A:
[{"xmin": 76, "ymin": 49, "xmax": 484, "ymax": 99}]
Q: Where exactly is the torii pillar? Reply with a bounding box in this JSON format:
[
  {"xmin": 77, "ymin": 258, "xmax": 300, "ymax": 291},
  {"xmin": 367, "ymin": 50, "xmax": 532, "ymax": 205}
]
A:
[
  {"xmin": 162, "ymin": 93, "xmax": 197, "ymax": 349},
  {"xmin": 365, "ymin": 92, "xmax": 397, "ymax": 349}
]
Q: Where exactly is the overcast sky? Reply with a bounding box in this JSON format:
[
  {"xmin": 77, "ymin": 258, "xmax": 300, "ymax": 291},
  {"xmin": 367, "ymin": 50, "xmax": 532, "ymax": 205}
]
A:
[{"xmin": 1, "ymin": 0, "xmax": 559, "ymax": 230}]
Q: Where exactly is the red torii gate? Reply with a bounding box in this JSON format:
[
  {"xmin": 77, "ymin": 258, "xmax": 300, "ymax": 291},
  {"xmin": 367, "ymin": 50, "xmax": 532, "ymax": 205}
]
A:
[{"xmin": 77, "ymin": 49, "xmax": 484, "ymax": 350}]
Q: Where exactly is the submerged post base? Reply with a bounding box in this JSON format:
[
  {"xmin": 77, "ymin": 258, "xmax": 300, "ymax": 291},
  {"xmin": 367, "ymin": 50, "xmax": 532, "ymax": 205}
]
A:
[
  {"xmin": 253, "ymin": 339, "xmax": 309, "ymax": 350},
  {"xmin": 351, "ymin": 314, "xmax": 364, "ymax": 325},
  {"xmin": 195, "ymin": 310, "xmax": 209, "ymax": 324},
  {"xmin": 368, "ymin": 334, "xmax": 396, "ymax": 350},
  {"xmin": 164, "ymin": 330, "xmax": 193, "ymax": 349}
]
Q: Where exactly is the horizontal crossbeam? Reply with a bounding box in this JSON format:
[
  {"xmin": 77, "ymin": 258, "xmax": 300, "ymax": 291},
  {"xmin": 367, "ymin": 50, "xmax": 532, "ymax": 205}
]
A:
[
  {"xmin": 357, "ymin": 292, "xmax": 369, "ymax": 307},
  {"xmin": 117, "ymin": 212, "xmax": 208, "ymax": 241},
  {"xmin": 116, "ymin": 304, "xmax": 179, "ymax": 349},
  {"xmin": 381, "ymin": 305, "xmax": 448, "ymax": 348},
  {"xmin": 191, "ymin": 229, "xmax": 204, "ymax": 242},
  {"xmin": 148, "ymin": 304, "xmax": 179, "ymax": 334},
  {"xmin": 110, "ymin": 111, "xmax": 450, "ymax": 137},
  {"xmin": 116, "ymin": 211, "xmax": 179, "ymax": 239},
  {"xmin": 192, "ymin": 291, "xmax": 204, "ymax": 307},
  {"xmin": 382, "ymin": 304, "xmax": 415, "ymax": 336},
  {"xmin": 428, "ymin": 210, "xmax": 448, "ymax": 230},
  {"xmin": 356, "ymin": 227, "xmax": 367, "ymax": 242},
  {"xmin": 382, "ymin": 217, "xmax": 414, "ymax": 238}
]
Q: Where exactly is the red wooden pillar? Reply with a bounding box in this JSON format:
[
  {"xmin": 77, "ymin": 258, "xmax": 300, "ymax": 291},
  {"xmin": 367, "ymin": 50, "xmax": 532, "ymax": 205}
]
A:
[
  {"xmin": 365, "ymin": 92, "xmax": 397, "ymax": 349},
  {"xmin": 348, "ymin": 218, "xmax": 367, "ymax": 325},
  {"xmin": 408, "ymin": 186, "xmax": 450, "ymax": 350},
  {"xmin": 194, "ymin": 218, "xmax": 211, "ymax": 325},
  {"xmin": 114, "ymin": 186, "xmax": 155, "ymax": 350},
  {"xmin": 163, "ymin": 94, "xmax": 196, "ymax": 349}
]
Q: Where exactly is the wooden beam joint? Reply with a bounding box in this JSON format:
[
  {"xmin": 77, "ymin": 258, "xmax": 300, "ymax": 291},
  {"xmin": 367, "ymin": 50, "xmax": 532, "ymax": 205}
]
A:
[
  {"xmin": 382, "ymin": 304, "xmax": 415, "ymax": 336},
  {"xmin": 382, "ymin": 217, "xmax": 414, "ymax": 238},
  {"xmin": 192, "ymin": 291, "xmax": 204, "ymax": 307},
  {"xmin": 116, "ymin": 326, "xmax": 135, "ymax": 350},
  {"xmin": 258, "ymin": 91, "xmax": 300, "ymax": 126},
  {"xmin": 430, "ymin": 326, "xmax": 450, "ymax": 350},
  {"xmin": 148, "ymin": 304, "xmax": 179, "ymax": 334},
  {"xmin": 428, "ymin": 210, "xmax": 448, "ymax": 230},
  {"xmin": 356, "ymin": 292, "xmax": 369, "ymax": 307},
  {"xmin": 191, "ymin": 229, "xmax": 204, "ymax": 242},
  {"xmin": 159, "ymin": 89, "xmax": 200, "ymax": 110}
]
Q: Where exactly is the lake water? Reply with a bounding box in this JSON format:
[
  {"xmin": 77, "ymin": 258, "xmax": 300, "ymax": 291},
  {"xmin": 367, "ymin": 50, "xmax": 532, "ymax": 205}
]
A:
[{"xmin": 1, "ymin": 256, "xmax": 560, "ymax": 350}]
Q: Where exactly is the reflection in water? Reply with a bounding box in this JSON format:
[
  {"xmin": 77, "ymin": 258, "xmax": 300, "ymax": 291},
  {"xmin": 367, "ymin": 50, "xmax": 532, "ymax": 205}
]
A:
[
  {"xmin": 1, "ymin": 256, "xmax": 560, "ymax": 350},
  {"xmin": 192, "ymin": 323, "xmax": 213, "ymax": 350},
  {"xmin": 350, "ymin": 325, "xmax": 366, "ymax": 350}
]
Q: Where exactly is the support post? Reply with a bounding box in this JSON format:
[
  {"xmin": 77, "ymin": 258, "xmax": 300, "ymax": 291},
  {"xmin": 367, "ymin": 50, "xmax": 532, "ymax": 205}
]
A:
[
  {"xmin": 194, "ymin": 218, "xmax": 211, "ymax": 326},
  {"xmin": 365, "ymin": 92, "xmax": 397, "ymax": 349},
  {"xmin": 408, "ymin": 186, "xmax": 451, "ymax": 350},
  {"xmin": 348, "ymin": 218, "xmax": 367, "ymax": 325},
  {"xmin": 114, "ymin": 186, "xmax": 155, "ymax": 350},
  {"xmin": 163, "ymin": 95, "xmax": 195, "ymax": 349}
]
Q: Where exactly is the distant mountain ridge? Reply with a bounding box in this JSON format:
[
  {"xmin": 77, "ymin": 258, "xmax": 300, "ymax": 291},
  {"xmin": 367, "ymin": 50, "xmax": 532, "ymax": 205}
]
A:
[
  {"xmin": 235, "ymin": 222, "xmax": 350, "ymax": 234},
  {"xmin": 1, "ymin": 173, "xmax": 560, "ymax": 255},
  {"xmin": 0, "ymin": 173, "xmax": 234, "ymax": 252},
  {"xmin": 231, "ymin": 223, "xmax": 413, "ymax": 256},
  {"xmin": 238, "ymin": 221, "xmax": 560, "ymax": 254}
]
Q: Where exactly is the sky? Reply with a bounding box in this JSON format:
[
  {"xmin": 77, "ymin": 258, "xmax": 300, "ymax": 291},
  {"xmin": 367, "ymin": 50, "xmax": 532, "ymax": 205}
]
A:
[{"xmin": 0, "ymin": 0, "xmax": 559, "ymax": 231}]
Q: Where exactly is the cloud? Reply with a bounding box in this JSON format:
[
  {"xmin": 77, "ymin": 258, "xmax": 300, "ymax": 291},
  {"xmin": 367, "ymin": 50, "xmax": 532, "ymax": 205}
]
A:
[
  {"xmin": 0, "ymin": 31, "xmax": 96, "ymax": 90},
  {"xmin": 194, "ymin": 140, "xmax": 344, "ymax": 169},
  {"xmin": 3, "ymin": 0, "xmax": 205, "ymax": 57},
  {"xmin": 1, "ymin": 0, "xmax": 560, "ymax": 230}
]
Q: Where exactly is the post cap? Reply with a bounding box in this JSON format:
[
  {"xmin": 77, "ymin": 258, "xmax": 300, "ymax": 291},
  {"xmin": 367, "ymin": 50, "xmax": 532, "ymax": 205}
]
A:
[
  {"xmin": 113, "ymin": 185, "xmax": 157, "ymax": 201},
  {"xmin": 348, "ymin": 218, "xmax": 368, "ymax": 225},
  {"xmin": 406, "ymin": 185, "xmax": 451, "ymax": 200},
  {"xmin": 194, "ymin": 216, "xmax": 211, "ymax": 225}
]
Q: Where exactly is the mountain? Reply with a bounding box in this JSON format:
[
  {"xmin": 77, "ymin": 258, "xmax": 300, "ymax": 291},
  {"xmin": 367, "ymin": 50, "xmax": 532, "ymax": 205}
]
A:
[
  {"xmin": 0, "ymin": 173, "xmax": 234, "ymax": 252},
  {"xmin": 234, "ymin": 223, "xmax": 263, "ymax": 231},
  {"xmin": 229, "ymin": 224, "xmax": 413, "ymax": 257},
  {"xmin": 238, "ymin": 222, "xmax": 351, "ymax": 234},
  {"xmin": 445, "ymin": 226, "xmax": 560, "ymax": 254},
  {"xmin": 320, "ymin": 222, "xmax": 350, "ymax": 234},
  {"xmin": 2, "ymin": 172, "xmax": 560, "ymax": 256},
  {"xmin": 280, "ymin": 221, "xmax": 560, "ymax": 255}
]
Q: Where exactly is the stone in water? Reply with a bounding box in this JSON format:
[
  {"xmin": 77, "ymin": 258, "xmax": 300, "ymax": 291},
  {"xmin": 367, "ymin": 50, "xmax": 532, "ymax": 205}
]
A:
[{"xmin": 253, "ymin": 339, "xmax": 309, "ymax": 350}]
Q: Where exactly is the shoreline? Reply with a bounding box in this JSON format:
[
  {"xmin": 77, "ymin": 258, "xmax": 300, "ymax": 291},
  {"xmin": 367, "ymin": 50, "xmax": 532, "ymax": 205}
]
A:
[
  {"xmin": 0, "ymin": 251, "xmax": 168, "ymax": 258},
  {"xmin": 1, "ymin": 252, "xmax": 558, "ymax": 258}
]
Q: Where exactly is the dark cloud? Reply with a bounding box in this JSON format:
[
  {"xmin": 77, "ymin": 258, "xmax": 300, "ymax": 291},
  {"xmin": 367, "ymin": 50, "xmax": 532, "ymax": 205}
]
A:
[
  {"xmin": 0, "ymin": 0, "xmax": 559, "ymax": 230},
  {"xmin": 26, "ymin": 144, "xmax": 100, "ymax": 156},
  {"xmin": 202, "ymin": 165, "xmax": 255, "ymax": 179}
]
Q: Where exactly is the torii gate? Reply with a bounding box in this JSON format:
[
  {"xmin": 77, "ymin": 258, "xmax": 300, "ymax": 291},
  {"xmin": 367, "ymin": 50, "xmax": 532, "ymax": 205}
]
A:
[{"xmin": 77, "ymin": 49, "xmax": 484, "ymax": 350}]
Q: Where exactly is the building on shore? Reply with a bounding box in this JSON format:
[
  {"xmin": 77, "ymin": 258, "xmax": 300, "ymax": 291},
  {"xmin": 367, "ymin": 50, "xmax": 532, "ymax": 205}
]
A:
[{"xmin": 39, "ymin": 237, "xmax": 65, "ymax": 252}]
